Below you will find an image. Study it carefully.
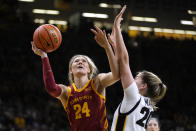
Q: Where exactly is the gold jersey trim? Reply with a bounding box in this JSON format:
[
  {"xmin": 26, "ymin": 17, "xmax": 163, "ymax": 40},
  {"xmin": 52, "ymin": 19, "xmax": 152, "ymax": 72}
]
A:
[
  {"xmin": 64, "ymin": 87, "xmax": 71, "ymax": 109},
  {"xmin": 72, "ymin": 80, "xmax": 91, "ymax": 92},
  {"xmin": 123, "ymin": 116, "xmax": 128, "ymax": 131},
  {"xmin": 114, "ymin": 114, "xmax": 119, "ymax": 131}
]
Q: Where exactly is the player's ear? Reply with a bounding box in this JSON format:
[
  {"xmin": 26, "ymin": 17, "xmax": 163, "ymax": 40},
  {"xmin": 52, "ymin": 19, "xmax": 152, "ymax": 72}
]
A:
[
  {"xmin": 87, "ymin": 66, "xmax": 91, "ymax": 74},
  {"xmin": 70, "ymin": 67, "xmax": 73, "ymax": 74},
  {"xmin": 140, "ymin": 83, "xmax": 147, "ymax": 90},
  {"xmin": 139, "ymin": 83, "xmax": 147, "ymax": 96}
]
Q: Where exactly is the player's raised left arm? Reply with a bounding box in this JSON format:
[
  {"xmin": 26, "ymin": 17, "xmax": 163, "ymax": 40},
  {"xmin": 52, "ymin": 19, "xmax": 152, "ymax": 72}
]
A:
[
  {"xmin": 31, "ymin": 41, "xmax": 63, "ymax": 98},
  {"xmin": 90, "ymin": 26, "xmax": 119, "ymax": 88}
]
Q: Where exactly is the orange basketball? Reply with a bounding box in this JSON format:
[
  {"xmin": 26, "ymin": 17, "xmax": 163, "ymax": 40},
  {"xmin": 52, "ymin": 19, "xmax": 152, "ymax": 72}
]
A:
[{"xmin": 33, "ymin": 24, "xmax": 62, "ymax": 53}]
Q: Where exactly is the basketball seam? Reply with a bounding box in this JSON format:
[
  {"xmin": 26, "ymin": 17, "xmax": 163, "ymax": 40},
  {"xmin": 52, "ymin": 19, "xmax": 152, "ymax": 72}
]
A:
[
  {"xmin": 38, "ymin": 28, "xmax": 46, "ymax": 51},
  {"xmin": 42, "ymin": 26, "xmax": 55, "ymax": 49},
  {"xmin": 48, "ymin": 24, "xmax": 61, "ymax": 48}
]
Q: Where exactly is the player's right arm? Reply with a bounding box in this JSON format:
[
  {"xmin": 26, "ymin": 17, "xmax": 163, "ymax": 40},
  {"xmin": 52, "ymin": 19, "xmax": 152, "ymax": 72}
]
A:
[
  {"xmin": 31, "ymin": 42, "xmax": 69, "ymax": 101},
  {"xmin": 109, "ymin": 6, "xmax": 141, "ymax": 108},
  {"xmin": 90, "ymin": 26, "xmax": 119, "ymax": 89},
  {"xmin": 110, "ymin": 5, "xmax": 135, "ymax": 89}
]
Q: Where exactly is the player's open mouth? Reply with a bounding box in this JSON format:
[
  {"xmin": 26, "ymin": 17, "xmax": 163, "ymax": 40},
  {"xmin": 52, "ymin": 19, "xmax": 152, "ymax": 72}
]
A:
[{"xmin": 78, "ymin": 66, "xmax": 83, "ymax": 68}]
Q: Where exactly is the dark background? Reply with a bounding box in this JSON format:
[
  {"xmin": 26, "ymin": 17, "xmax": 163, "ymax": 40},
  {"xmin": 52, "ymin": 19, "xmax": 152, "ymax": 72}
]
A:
[{"xmin": 0, "ymin": 0, "xmax": 196, "ymax": 130}]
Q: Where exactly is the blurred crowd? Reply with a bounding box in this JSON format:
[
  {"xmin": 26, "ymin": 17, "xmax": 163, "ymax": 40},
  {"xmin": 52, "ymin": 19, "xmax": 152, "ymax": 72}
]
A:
[{"xmin": 1, "ymin": 1, "xmax": 196, "ymax": 130}]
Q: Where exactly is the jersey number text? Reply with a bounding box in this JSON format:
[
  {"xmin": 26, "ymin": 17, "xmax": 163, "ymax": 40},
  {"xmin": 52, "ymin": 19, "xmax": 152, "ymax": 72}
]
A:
[
  {"xmin": 136, "ymin": 107, "xmax": 152, "ymax": 128},
  {"xmin": 73, "ymin": 102, "xmax": 90, "ymax": 119}
]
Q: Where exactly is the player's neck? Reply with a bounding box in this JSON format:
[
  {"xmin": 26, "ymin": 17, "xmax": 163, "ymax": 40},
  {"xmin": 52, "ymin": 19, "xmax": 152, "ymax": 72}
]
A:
[{"xmin": 74, "ymin": 76, "xmax": 89, "ymax": 89}]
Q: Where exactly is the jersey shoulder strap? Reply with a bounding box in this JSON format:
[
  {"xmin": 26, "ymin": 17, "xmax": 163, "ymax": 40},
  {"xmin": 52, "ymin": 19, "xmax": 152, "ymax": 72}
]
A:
[{"xmin": 119, "ymin": 97, "xmax": 141, "ymax": 115}]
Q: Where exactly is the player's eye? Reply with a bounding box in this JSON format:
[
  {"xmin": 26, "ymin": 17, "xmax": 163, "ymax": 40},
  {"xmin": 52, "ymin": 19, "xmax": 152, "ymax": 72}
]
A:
[
  {"xmin": 74, "ymin": 59, "xmax": 79, "ymax": 63},
  {"xmin": 82, "ymin": 59, "xmax": 87, "ymax": 63}
]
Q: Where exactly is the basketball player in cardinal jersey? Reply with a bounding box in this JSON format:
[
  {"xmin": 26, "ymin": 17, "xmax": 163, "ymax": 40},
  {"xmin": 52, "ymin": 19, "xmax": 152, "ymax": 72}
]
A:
[
  {"xmin": 31, "ymin": 25, "xmax": 119, "ymax": 131},
  {"xmin": 109, "ymin": 5, "xmax": 167, "ymax": 131}
]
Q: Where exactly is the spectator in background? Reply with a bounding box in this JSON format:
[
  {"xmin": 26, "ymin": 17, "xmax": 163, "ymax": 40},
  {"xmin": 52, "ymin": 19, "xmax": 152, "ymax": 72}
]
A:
[{"xmin": 146, "ymin": 117, "xmax": 160, "ymax": 131}]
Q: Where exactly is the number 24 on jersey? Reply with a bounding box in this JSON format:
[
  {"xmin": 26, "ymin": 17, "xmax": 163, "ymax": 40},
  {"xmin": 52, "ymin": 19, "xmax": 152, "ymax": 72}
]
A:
[{"xmin": 73, "ymin": 102, "xmax": 90, "ymax": 119}]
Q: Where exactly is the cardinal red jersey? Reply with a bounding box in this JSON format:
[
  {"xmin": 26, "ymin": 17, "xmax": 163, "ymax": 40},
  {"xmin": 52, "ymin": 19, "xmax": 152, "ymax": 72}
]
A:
[{"xmin": 64, "ymin": 80, "xmax": 108, "ymax": 131}]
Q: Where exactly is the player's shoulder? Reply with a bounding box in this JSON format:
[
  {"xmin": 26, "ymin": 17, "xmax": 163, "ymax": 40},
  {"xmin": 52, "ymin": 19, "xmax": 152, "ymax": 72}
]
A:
[
  {"xmin": 57, "ymin": 84, "xmax": 70, "ymax": 95},
  {"xmin": 57, "ymin": 84, "xmax": 71, "ymax": 101},
  {"xmin": 124, "ymin": 82, "xmax": 139, "ymax": 97},
  {"xmin": 126, "ymin": 81, "xmax": 138, "ymax": 90},
  {"xmin": 94, "ymin": 73, "xmax": 105, "ymax": 81}
]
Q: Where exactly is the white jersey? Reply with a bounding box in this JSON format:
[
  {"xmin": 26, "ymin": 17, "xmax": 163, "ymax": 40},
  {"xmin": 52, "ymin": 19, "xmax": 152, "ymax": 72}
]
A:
[{"xmin": 111, "ymin": 82, "xmax": 153, "ymax": 131}]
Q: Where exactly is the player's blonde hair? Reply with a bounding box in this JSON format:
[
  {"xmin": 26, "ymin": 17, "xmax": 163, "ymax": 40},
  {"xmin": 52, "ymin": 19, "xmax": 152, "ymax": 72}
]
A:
[
  {"xmin": 137, "ymin": 71, "xmax": 167, "ymax": 110},
  {"xmin": 68, "ymin": 55, "xmax": 98, "ymax": 84}
]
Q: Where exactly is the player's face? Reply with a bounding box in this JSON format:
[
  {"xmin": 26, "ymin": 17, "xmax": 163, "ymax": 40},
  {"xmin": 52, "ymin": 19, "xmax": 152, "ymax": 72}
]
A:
[
  {"xmin": 146, "ymin": 119, "xmax": 160, "ymax": 131},
  {"xmin": 71, "ymin": 56, "xmax": 90, "ymax": 77}
]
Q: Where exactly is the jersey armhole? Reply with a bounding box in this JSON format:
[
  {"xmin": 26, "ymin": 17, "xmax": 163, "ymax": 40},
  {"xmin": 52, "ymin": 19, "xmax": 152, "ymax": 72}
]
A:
[
  {"xmin": 119, "ymin": 97, "xmax": 141, "ymax": 115},
  {"xmin": 91, "ymin": 79, "xmax": 106, "ymax": 100}
]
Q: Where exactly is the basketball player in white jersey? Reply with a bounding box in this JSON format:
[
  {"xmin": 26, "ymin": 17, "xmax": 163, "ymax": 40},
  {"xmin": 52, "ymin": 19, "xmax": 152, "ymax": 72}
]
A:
[{"xmin": 108, "ymin": 5, "xmax": 167, "ymax": 131}]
